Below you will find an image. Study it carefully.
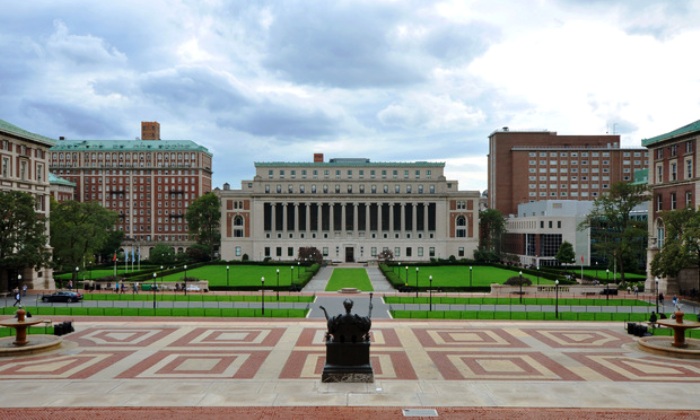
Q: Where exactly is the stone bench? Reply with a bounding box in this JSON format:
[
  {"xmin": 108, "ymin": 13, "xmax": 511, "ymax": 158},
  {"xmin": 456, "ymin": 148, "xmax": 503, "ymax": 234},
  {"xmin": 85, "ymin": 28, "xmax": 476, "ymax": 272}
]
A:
[{"xmin": 339, "ymin": 288, "xmax": 360, "ymax": 294}]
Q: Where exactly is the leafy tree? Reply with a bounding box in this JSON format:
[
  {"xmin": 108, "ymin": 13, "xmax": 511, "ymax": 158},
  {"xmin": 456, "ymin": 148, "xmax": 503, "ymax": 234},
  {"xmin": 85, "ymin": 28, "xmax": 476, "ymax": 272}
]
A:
[
  {"xmin": 377, "ymin": 249, "xmax": 394, "ymax": 262},
  {"xmin": 51, "ymin": 200, "xmax": 118, "ymax": 281},
  {"xmin": 504, "ymin": 275, "xmax": 532, "ymax": 286},
  {"xmin": 579, "ymin": 182, "xmax": 648, "ymax": 282},
  {"xmin": 555, "ymin": 241, "xmax": 576, "ymax": 265},
  {"xmin": 96, "ymin": 230, "xmax": 125, "ymax": 263},
  {"xmin": 186, "ymin": 244, "xmax": 211, "ymax": 262},
  {"xmin": 186, "ymin": 192, "xmax": 221, "ymax": 261},
  {"xmin": 0, "ymin": 191, "xmax": 52, "ymax": 289},
  {"xmin": 297, "ymin": 247, "xmax": 323, "ymax": 264},
  {"xmin": 149, "ymin": 243, "xmax": 176, "ymax": 267},
  {"xmin": 651, "ymin": 208, "xmax": 700, "ymax": 294},
  {"xmin": 479, "ymin": 209, "xmax": 506, "ymax": 260}
]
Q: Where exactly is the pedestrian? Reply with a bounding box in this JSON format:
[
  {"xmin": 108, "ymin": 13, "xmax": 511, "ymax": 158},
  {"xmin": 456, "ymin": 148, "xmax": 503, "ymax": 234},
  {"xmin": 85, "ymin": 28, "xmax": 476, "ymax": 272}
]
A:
[
  {"xmin": 12, "ymin": 288, "xmax": 21, "ymax": 306},
  {"xmin": 134, "ymin": 282, "xmax": 139, "ymax": 294},
  {"xmin": 659, "ymin": 292, "xmax": 665, "ymax": 306},
  {"xmin": 672, "ymin": 295, "xmax": 678, "ymax": 307},
  {"xmin": 22, "ymin": 284, "xmax": 27, "ymax": 297},
  {"xmin": 633, "ymin": 285, "xmax": 638, "ymax": 296},
  {"xmin": 68, "ymin": 280, "xmax": 73, "ymax": 290},
  {"xmin": 114, "ymin": 283, "xmax": 119, "ymax": 294}
]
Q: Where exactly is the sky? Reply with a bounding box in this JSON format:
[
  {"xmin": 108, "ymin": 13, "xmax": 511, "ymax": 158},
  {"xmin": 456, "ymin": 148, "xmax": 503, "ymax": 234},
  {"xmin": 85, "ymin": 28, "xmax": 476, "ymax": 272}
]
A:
[{"xmin": 1, "ymin": 0, "xmax": 699, "ymax": 193}]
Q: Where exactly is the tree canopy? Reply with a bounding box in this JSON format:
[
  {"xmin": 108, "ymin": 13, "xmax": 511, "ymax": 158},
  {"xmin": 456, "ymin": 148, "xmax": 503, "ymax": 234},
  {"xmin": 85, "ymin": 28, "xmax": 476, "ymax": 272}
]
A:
[
  {"xmin": 650, "ymin": 207, "xmax": 700, "ymax": 294},
  {"xmin": 555, "ymin": 241, "xmax": 576, "ymax": 265},
  {"xmin": 579, "ymin": 182, "xmax": 648, "ymax": 281},
  {"xmin": 50, "ymin": 199, "xmax": 118, "ymax": 279},
  {"xmin": 477, "ymin": 208, "xmax": 506, "ymax": 261},
  {"xmin": 0, "ymin": 191, "xmax": 52, "ymax": 281},
  {"xmin": 149, "ymin": 243, "xmax": 176, "ymax": 266},
  {"xmin": 185, "ymin": 192, "xmax": 221, "ymax": 260}
]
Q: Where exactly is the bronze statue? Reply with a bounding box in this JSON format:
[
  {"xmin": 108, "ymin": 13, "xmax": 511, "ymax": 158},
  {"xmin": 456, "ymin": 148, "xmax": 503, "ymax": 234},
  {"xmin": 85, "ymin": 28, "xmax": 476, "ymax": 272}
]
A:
[{"xmin": 319, "ymin": 294, "xmax": 373, "ymax": 343}]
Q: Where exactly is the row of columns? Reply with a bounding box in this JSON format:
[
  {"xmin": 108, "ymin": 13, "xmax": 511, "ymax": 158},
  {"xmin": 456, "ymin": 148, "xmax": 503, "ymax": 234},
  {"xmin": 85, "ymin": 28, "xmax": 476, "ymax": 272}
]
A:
[{"xmin": 267, "ymin": 202, "xmax": 433, "ymax": 234}]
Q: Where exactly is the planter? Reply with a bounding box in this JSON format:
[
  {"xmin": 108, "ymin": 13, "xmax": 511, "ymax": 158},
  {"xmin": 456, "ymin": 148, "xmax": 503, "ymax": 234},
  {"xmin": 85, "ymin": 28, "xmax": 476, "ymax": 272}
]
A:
[{"xmin": 675, "ymin": 311, "xmax": 684, "ymax": 324}]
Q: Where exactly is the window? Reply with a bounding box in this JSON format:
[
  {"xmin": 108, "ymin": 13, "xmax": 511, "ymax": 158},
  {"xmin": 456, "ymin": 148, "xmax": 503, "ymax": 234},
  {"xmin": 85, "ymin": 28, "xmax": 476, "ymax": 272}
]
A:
[
  {"xmin": 671, "ymin": 162, "xmax": 677, "ymax": 181},
  {"xmin": 686, "ymin": 191, "xmax": 693, "ymax": 207},
  {"xmin": 657, "ymin": 194, "xmax": 663, "ymax": 211},
  {"xmin": 671, "ymin": 192, "xmax": 677, "ymax": 210},
  {"xmin": 456, "ymin": 216, "xmax": 466, "ymax": 237},
  {"xmin": 656, "ymin": 165, "xmax": 663, "ymax": 183},
  {"xmin": 687, "ymin": 159, "xmax": 693, "ymax": 179},
  {"xmin": 429, "ymin": 247, "xmax": 435, "ymax": 257}
]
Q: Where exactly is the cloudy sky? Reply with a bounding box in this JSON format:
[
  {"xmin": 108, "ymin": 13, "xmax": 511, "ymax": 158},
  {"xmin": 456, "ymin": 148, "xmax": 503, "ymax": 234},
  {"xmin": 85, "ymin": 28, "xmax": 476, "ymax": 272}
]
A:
[{"xmin": 2, "ymin": 0, "xmax": 699, "ymax": 192}]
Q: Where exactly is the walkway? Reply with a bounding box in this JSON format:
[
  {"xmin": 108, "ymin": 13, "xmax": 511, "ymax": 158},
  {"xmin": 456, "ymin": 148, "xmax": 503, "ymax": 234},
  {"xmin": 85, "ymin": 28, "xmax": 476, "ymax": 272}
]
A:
[{"xmin": 0, "ymin": 317, "xmax": 698, "ymax": 417}]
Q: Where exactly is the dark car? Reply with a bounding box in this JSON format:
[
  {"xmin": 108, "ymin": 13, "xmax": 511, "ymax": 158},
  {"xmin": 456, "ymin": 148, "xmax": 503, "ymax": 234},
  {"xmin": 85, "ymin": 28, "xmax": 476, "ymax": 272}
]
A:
[{"xmin": 41, "ymin": 291, "xmax": 83, "ymax": 303}]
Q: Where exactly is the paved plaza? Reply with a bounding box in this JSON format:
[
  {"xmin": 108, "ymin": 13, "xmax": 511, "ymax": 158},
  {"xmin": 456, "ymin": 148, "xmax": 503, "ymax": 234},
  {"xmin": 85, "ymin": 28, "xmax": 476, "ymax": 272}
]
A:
[{"xmin": 0, "ymin": 315, "xmax": 699, "ymax": 417}]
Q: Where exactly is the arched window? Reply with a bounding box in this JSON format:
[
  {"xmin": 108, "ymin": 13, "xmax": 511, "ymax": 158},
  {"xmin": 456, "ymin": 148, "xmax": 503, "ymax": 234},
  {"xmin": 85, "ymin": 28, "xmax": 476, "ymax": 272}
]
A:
[
  {"xmin": 234, "ymin": 216, "xmax": 244, "ymax": 237},
  {"xmin": 456, "ymin": 216, "xmax": 466, "ymax": 238}
]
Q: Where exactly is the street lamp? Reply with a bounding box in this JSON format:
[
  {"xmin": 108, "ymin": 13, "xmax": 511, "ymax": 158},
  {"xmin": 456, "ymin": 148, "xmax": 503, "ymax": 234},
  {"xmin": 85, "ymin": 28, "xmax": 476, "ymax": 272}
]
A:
[
  {"xmin": 519, "ymin": 271, "xmax": 523, "ymax": 304},
  {"xmin": 594, "ymin": 261, "xmax": 598, "ymax": 282},
  {"xmin": 404, "ymin": 266, "xmax": 408, "ymax": 287},
  {"xmin": 290, "ymin": 266, "xmax": 294, "ymax": 285},
  {"xmin": 276, "ymin": 269, "xmax": 280, "ymax": 301},
  {"xmin": 226, "ymin": 265, "xmax": 230, "ymax": 287},
  {"xmin": 398, "ymin": 262, "xmax": 401, "ymax": 281},
  {"xmin": 152, "ymin": 272, "xmax": 157, "ymax": 309},
  {"xmin": 415, "ymin": 267, "xmax": 419, "ymax": 298},
  {"xmin": 469, "ymin": 266, "xmax": 473, "ymax": 288},
  {"xmin": 606, "ymin": 269, "xmax": 609, "ymax": 283},
  {"xmin": 261, "ymin": 276, "xmax": 265, "ymax": 315},
  {"xmin": 17, "ymin": 274, "xmax": 22, "ymax": 291},
  {"xmin": 75, "ymin": 266, "xmax": 79, "ymax": 289},
  {"xmin": 655, "ymin": 276, "xmax": 660, "ymax": 314},
  {"xmin": 429, "ymin": 275, "xmax": 433, "ymax": 311},
  {"xmin": 536, "ymin": 266, "xmax": 540, "ymax": 286},
  {"xmin": 297, "ymin": 262, "xmax": 300, "ymax": 279},
  {"xmin": 184, "ymin": 264, "xmax": 188, "ymax": 296},
  {"xmin": 555, "ymin": 279, "xmax": 559, "ymax": 319}
]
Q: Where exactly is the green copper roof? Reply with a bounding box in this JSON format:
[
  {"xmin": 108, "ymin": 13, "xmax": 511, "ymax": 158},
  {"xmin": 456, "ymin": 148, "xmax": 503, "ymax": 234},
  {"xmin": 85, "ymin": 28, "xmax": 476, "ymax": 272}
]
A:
[
  {"xmin": 0, "ymin": 118, "xmax": 56, "ymax": 146},
  {"xmin": 642, "ymin": 119, "xmax": 700, "ymax": 147},
  {"xmin": 50, "ymin": 139, "xmax": 211, "ymax": 156},
  {"xmin": 49, "ymin": 172, "xmax": 76, "ymax": 187}
]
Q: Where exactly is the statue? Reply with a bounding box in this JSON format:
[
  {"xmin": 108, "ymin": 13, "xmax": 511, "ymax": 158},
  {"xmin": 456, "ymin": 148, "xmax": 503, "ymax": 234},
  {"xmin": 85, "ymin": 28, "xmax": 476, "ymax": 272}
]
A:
[{"xmin": 319, "ymin": 294, "xmax": 374, "ymax": 383}]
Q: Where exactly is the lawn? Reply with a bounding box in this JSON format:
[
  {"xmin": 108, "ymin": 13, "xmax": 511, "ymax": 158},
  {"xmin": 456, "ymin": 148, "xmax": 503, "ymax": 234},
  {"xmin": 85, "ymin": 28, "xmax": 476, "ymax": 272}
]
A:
[
  {"xmin": 553, "ymin": 268, "xmax": 646, "ymax": 282},
  {"xmin": 159, "ymin": 265, "xmax": 309, "ymax": 287},
  {"xmin": 325, "ymin": 268, "xmax": 374, "ymax": 292},
  {"xmin": 389, "ymin": 265, "xmax": 556, "ymax": 288}
]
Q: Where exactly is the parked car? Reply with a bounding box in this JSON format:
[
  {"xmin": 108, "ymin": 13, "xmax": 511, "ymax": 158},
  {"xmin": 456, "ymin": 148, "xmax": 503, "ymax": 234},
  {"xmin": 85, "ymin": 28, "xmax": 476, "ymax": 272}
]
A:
[{"xmin": 41, "ymin": 291, "xmax": 83, "ymax": 303}]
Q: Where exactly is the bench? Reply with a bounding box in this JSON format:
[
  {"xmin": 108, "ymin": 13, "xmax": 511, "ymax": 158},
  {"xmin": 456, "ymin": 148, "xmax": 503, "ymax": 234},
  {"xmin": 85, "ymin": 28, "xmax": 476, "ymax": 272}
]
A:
[{"xmin": 339, "ymin": 288, "xmax": 360, "ymax": 294}]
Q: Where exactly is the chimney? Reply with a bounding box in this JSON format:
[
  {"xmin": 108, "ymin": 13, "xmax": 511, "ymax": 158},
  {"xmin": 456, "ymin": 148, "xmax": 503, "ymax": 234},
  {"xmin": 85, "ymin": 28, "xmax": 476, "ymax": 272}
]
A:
[
  {"xmin": 141, "ymin": 121, "xmax": 160, "ymax": 140},
  {"xmin": 314, "ymin": 153, "xmax": 324, "ymax": 163}
]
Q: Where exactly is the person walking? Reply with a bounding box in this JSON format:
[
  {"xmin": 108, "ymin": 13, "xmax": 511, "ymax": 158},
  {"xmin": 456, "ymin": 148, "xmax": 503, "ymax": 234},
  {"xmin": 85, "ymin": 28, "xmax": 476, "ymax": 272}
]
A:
[
  {"xmin": 22, "ymin": 284, "xmax": 27, "ymax": 297},
  {"xmin": 12, "ymin": 288, "xmax": 21, "ymax": 306}
]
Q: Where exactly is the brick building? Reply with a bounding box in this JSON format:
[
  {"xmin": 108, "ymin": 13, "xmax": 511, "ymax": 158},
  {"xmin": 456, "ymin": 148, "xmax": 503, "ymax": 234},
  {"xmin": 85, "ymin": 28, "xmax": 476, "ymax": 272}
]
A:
[
  {"xmin": 488, "ymin": 129, "xmax": 648, "ymax": 216},
  {"xmin": 643, "ymin": 119, "xmax": 700, "ymax": 294},
  {"xmin": 49, "ymin": 122, "xmax": 213, "ymax": 259},
  {"xmin": 218, "ymin": 154, "xmax": 480, "ymax": 263},
  {"xmin": 0, "ymin": 118, "xmax": 56, "ymax": 291}
]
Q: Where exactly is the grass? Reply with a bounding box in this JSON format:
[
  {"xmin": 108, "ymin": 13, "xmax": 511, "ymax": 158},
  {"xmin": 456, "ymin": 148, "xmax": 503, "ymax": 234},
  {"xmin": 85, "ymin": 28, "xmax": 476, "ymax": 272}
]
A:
[
  {"xmin": 553, "ymin": 268, "xmax": 646, "ymax": 282},
  {"xmin": 82, "ymin": 294, "xmax": 315, "ymax": 303},
  {"xmin": 384, "ymin": 296, "xmax": 653, "ymax": 306},
  {"xmin": 0, "ymin": 305, "xmax": 308, "ymax": 318},
  {"xmin": 154, "ymin": 265, "xmax": 309, "ymax": 287},
  {"xmin": 391, "ymin": 310, "xmax": 651, "ymax": 322},
  {"xmin": 390, "ymin": 265, "xmax": 557, "ymax": 288},
  {"xmin": 325, "ymin": 268, "xmax": 374, "ymax": 292}
]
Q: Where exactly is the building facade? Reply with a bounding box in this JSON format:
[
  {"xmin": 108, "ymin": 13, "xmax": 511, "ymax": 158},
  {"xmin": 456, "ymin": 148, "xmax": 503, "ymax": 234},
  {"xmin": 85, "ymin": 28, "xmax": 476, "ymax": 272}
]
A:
[
  {"xmin": 0, "ymin": 119, "xmax": 56, "ymax": 291},
  {"xmin": 218, "ymin": 154, "xmax": 480, "ymax": 263},
  {"xmin": 48, "ymin": 122, "xmax": 213, "ymax": 259},
  {"xmin": 503, "ymin": 200, "xmax": 593, "ymax": 268},
  {"xmin": 643, "ymin": 119, "xmax": 700, "ymax": 294},
  {"xmin": 488, "ymin": 129, "xmax": 648, "ymax": 216},
  {"xmin": 49, "ymin": 172, "xmax": 76, "ymax": 202}
]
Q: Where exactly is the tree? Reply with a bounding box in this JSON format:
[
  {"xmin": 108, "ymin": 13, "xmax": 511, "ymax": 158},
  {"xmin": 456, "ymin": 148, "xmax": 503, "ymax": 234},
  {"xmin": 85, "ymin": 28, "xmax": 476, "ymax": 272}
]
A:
[
  {"xmin": 556, "ymin": 241, "xmax": 576, "ymax": 265},
  {"xmin": 149, "ymin": 244, "xmax": 176, "ymax": 267},
  {"xmin": 297, "ymin": 247, "xmax": 323, "ymax": 265},
  {"xmin": 96, "ymin": 230, "xmax": 124, "ymax": 263},
  {"xmin": 651, "ymin": 208, "xmax": 700, "ymax": 295},
  {"xmin": 50, "ymin": 200, "xmax": 118, "ymax": 281},
  {"xmin": 579, "ymin": 182, "xmax": 648, "ymax": 282},
  {"xmin": 478, "ymin": 209, "xmax": 506, "ymax": 260},
  {"xmin": 377, "ymin": 249, "xmax": 394, "ymax": 262},
  {"xmin": 186, "ymin": 244, "xmax": 211, "ymax": 263},
  {"xmin": 0, "ymin": 191, "xmax": 52, "ymax": 289},
  {"xmin": 186, "ymin": 192, "xmax": 221, "ymax": 261}
]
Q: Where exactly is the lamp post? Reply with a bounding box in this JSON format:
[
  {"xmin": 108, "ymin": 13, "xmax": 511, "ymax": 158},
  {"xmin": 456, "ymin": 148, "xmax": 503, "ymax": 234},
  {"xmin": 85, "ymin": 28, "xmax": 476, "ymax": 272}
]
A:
[
  {"xmin": 655, "ymin": 276, "xmax": 659, "ymax": 313},
  {"xmin": 297, "ymin": 262, "xmax": 300, "ymax": 280},
  {"xmin": 152, "ymin": 272, "xmax": 157, "ymax": 309},
  {"xmin": 404, "ymin": 266, "xmax": 408, "ymax": 288},
  {"xmin": 606, "ymin": 269, "xmax": 609, "ymax": 283},
  {"xmin": 290, "ymin": 265, "xmax": 294, "ymax": 286},
  {"xmin": 605, "ymin": 282, "xmax": 609, "ymax": 302},
  {"xmin": 398, "ymin": 262, "xmax": 401, "ymax": 282},
  {"xmin": 518, "ymin": 271, "xmax": 523, "ymax": 304},
  {"xmin": 469, "ymin": 266, "xmax": 473, "ymax": 288},
  {"xmin": 75, "ymin": 266, "xmax": 79, "ymax": 289},
  {"xmin": 594, "ymin": 261, "xmax": 598, "ymax": 282},
  {"xmin": 184, "ymin": 264, "xmax": 188, "ymax": 296},
  {"xmin": 415, "ymin": 267, "xmax": 419, "ymax": 298},
  {"xmin": 226, "ymin": 265, "xmax": 230, "ymax": 287},
  {"xmin": 429, "ymin": 275, "xmax": 433, "ymax": 311},
  {"xmin": 17, "ymin": 274, "xmax": 22, "ymax": 291},
  {"xmin": 555, "ymin": 279, "xmax": 559, "ymax": 319},
  {"xmin": 536, "ymin": 266, "xmax": 540, "ymax": 285},
  {"xmin": 261, "ymin": 276, "xmax": 265, "ymax": 315},
  {"xmin": 276, "ymin": 269, "xmax": 280, "ymax": 301}
]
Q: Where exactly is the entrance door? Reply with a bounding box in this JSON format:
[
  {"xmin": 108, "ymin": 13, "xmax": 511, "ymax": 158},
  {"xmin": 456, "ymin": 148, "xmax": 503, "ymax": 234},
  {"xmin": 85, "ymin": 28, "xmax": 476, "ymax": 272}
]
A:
[{"xmin": 345, "ymin": 246, "xmax": 355, "ymax": 263}]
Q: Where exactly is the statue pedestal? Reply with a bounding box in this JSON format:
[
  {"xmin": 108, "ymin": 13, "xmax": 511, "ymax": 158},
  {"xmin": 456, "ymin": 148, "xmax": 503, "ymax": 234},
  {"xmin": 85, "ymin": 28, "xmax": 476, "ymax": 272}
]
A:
[{"xmin": 322, "ymin": 341, "xmax": 374, "ymax": 383}]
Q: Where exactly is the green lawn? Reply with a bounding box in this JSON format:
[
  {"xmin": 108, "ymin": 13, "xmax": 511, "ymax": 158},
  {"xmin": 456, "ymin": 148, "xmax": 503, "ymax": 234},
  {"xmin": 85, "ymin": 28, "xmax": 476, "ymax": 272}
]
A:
[
  {"xmin": 159, "ymin": 265, "xmax": 309, "ymax": 287},
  {"xmin": 390, "ymin": 265, "xmax": 556, "ymax": 288},
  {"xmin": 82, "ymin": 294, "xmax": 314, "ymax": 303},
  {"xmin": 325, "ymin": 268, "xmax": 374, "ymax": 292},
  {"xmin": 555, "ymin": 268, "xmax": 646, "ymax": 282},
  {"xmin": 0, "ymin": 305, "xmax": 308, "ymax": 318},
  {"xmin": 391, "ymin": 310, "xmax": 652, "ymax": 322},
  {"xmin": 384, "ymin": 296, "xmax": 653, "ymax": 306}
]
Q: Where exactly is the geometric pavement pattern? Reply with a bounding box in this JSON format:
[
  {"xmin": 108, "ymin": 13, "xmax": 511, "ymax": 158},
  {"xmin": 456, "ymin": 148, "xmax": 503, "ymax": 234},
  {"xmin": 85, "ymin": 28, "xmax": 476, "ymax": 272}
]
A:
[{"xmin": 2, "ymin": 321, "xmax": 700, "ymax": 383}]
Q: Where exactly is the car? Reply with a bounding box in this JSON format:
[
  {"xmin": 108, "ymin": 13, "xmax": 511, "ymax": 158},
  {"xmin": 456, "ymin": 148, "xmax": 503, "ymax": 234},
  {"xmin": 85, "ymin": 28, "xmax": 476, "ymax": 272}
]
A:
[{"xmin": 41, "ymin": 291, "xmax": 83, "ymax": 303}]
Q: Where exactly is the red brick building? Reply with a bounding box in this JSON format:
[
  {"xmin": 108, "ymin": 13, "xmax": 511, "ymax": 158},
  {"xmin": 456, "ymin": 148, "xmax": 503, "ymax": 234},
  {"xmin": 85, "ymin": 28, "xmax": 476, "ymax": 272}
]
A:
[{"xmin": 488, "ymin": 129, "xmax": 648, "ymax": 216}]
